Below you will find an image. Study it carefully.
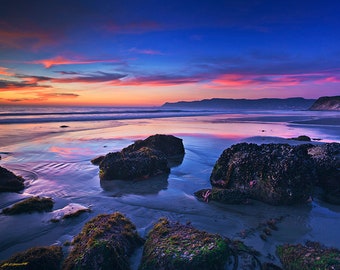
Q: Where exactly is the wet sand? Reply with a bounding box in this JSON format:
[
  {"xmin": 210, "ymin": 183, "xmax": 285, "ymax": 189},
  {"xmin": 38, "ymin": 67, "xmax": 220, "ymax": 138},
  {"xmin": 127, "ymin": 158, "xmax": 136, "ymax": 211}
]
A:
[{"xmin": 0, "ymin": 112, "xmax": 339, "ymax": 267}]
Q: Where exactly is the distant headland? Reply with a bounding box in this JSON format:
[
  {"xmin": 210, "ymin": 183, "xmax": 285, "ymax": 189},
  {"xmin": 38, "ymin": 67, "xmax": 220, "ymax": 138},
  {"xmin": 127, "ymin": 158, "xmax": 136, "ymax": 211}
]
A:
[
  {"xmin": 161, "ymin": 97, "xmax": 315, "ymax": 110},
  {"xmin": 309, "ymin": 96, "xmax": 340, "ymax": 111}
]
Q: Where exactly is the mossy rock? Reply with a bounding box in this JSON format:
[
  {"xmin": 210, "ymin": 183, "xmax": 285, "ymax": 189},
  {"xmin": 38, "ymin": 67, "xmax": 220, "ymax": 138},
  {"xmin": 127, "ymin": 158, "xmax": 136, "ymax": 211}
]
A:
[
  {"xmin": 140, "ymin": 218, "xmax": 230, "ymax": 270},
  {"xmin": 2, "ymin": 196, "xmax": 54, "ymax": 215},
  {"xmin": 277, "ymin": 241, "xmax": 340, "ymax": 270},
  {"xmin": 0, "ymin": 166, "xmax": 25, "ymax": 192},
  {"xmin": 194, "ymin": 188, "xmax": 249, "ymax": 204},
  {"xmin": 0, "ymin": 246, "xmax": 63, "ymax": 270},
  {"xmin": 63, "ymin": 212, "xmax": 143, "ymax": 270}
]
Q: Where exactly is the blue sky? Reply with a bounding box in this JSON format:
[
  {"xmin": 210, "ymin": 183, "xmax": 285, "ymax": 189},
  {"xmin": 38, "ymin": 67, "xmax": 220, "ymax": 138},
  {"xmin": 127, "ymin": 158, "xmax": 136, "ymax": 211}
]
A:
[{"xmin": 0, "ymin": 0, "xmax": 339, "ymax": 105}]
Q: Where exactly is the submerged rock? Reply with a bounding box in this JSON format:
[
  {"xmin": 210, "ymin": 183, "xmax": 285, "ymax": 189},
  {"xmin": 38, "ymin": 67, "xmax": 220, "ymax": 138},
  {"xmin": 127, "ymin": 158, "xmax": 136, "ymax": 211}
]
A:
[
  {"xmin": 50, "ymin": 203, "xmax": 90, "ymax": 222},
  {"xmin": 140, "ymin": 218, "xmax": 231, "ymax": 270},
  {"xmin": 98, "ymin": 134, "xmax": 184, "ymax": 180},
  {"xmin": 63, "ymin": 212, "xmax": 143, "ymax": 270},
  {"xmin": 290, "ymin": 135, "xmax": 311, "ymax": 141},
  {"xmin": 277, "ymin": 241, "xmax": 340, "ymax": 269},
  {"xmin": 0, "ymin": 166, "xmax": 25, "ymax": 192},
  {"xmin": 2, "ymin": 196, "xmax": 54, "ymax": 215},
  {"xmin": 0, "ymin": 246, "xmax": 63, "ymax": 270},
  {"xmin": 194, "ymin": 188, "xmax": 249, "ymax": 204}
]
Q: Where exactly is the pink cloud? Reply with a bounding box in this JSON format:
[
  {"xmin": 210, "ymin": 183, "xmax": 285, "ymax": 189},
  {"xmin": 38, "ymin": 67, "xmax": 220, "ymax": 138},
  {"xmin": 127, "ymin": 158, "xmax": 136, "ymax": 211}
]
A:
[
  {"xmin": 31, "ymin": 56, "xmax": 122, "ymax": 68},
  {"xmin": 129, "ymin": 47, "xmax": 163, "ymax": 55},
  {"xmin": 0, "ymin": 67, "xmax": 14, "ymax": 76}
]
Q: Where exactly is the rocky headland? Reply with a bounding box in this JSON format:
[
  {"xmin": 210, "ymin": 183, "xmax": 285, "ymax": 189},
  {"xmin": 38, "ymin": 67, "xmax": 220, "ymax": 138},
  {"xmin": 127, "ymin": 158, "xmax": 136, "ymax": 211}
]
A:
[{"xmin": 309, "ymin": 96, "xmax": 340, "ymax": 111}]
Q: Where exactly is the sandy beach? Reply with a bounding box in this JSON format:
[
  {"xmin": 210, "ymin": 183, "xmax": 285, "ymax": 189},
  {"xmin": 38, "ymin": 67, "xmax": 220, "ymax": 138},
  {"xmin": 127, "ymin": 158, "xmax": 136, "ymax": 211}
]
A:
[{"xmin": 0, "ymin": 108, "xmax": 339, "ymax": 268}]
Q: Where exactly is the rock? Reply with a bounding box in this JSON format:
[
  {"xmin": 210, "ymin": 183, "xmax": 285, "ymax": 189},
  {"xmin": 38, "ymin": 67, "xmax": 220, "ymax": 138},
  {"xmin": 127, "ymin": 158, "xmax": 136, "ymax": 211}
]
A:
[
  {"xmin": 63, "ymin": 212, "xmax": 143, "ymax": 270},
  {"xmin": 99, "ymin": 147, "xmax": 170, "ymax": 180},
  {"xmin": 60, "ymin": 125, "xmax": 69, "ymax": 128},
  {"xmin": 0, "ymin": 246, "xmax": 63, "ymax": 270},
  {"xmin": 122, "ymin": 134, "xmax": 185, "ymax": 158},
  {"xmin": 0, "ymin": 166, "xmax": 25, "ymax": 192},
  {"xmin": 91, "ymin": 155, "xmax": 104, "ymax": 165},
  {"xmin": 308, "ymin": 143, "xmax": 340, "ymax": 204},
  {"xmin": 277, "ymin": 241, "xmax": 340, "ymax": 269},
  {"xmin": 309, "ymin": 95, "xmax": 340, "ymax": 111},
  {"xmin": 2, "ymin": 196, "xmax": 54, "ymax": 215},
  {"xmin": 210, "ymin": 143, "xmax": 316, "ymax": 205},
  {"xmin": 97, "ymin": 134, "xmax": 184, "ymax": 181},
  {"xmin": 140, "ymin": 218, "xmax": 230, "ymax": 270},
  {"xmin": 262, "ymin": 262, "xmax": 283, "ymax": 270},
  {"xmin": 194, "ymin": 188, "xmax": 249, "ymax": 204},
  {"xmin": 50, "ymin": 203, "xmax": 90, "ymax": 222},
  {"xmin": 290, "ymin": 135, "xmax": 311, "ymax": 141}
]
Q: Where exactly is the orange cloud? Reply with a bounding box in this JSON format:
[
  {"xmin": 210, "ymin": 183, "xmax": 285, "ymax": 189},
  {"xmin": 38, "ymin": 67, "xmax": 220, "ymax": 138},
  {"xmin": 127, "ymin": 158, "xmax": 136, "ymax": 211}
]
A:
[
  {"xmin": 31, "ymin": 56, "xmax": 122, "ymax": 68},
  {"xmin": 0, "ymin": 67, "xmax": 15, "ymax": 76}
]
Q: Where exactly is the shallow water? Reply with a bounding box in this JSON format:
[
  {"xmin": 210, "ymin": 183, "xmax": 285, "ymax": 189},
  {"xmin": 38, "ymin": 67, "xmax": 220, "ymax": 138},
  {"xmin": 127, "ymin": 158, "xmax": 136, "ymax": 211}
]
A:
[{"xmin": 0, "ymin": 109, "xmax": 339, "ymax": 267}]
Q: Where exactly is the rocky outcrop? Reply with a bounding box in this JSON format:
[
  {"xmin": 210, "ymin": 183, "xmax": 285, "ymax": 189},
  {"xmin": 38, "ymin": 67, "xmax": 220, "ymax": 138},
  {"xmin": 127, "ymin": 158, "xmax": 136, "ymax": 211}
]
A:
[
  {"xmin": 50, "ymin": 203, "xmax": 90, "ymax": 222},
  {"xmin": 98, "ymin": 134, "xmax": 184, "ymax": 180},
  {"xmin": 140, "ymin": 218, "xmax": 263, "ymax": 270},
  {"xmin": 0, "ymin": 166, "xmax": 25, "ymax": 192},
  {"xmin": 140, "ymin": 218, "xmax": 230, "ymax": 270},
  {"xmin": 308, "ymin": 143, "xmax": 340, "ymax": 204},
  {"xmin": 309, "ymin": 96, "xmax": 340, "ymax": 111},
  {"xmin": 2, "ymin": 196, "xmax": 54, "ymax": 215},
  {"xmin": 0, "ymin": 246, "xmax": 63, "ymax": 270},
  {"xmin": 63, "ymin": 212, "xmax": 143, "ymax": 270},
  {"xmin": 277, "ymin": 241, "xmax": 340, "ymax": 269},
  {"xmin": 203, "ymin": 142, "xmax": 340, "ymax": 205}
]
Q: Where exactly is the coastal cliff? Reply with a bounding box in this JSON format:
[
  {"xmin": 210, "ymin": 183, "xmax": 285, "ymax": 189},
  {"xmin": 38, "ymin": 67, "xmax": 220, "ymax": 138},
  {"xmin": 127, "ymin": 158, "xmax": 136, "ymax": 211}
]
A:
[{"xmin": 309, "ymin": 96, "xmax": 340, "ymax": 111}]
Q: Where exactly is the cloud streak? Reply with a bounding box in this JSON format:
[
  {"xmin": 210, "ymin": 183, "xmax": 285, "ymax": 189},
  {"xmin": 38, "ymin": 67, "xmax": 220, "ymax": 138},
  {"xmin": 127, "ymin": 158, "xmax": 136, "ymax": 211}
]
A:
[{"xmin": 31, "ymin": 56, "xmax": 123, "ymax": 68}]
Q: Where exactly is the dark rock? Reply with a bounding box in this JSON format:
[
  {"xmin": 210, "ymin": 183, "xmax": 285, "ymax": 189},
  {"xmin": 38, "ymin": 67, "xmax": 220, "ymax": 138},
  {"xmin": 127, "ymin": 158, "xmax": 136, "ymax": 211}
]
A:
[
  {"xmin": 210, "ymin": 143, "xmax": 316, "ymax": 205},
  {"xmin": 194, "ymin": 188, "xmax": 249, "ymax": 204},
  {"xmin": 122, "ymin": 134, "xmax": 185, "ymax": 158},
  {"xmin": 60, "ymin": 125, "xmax": 69, "ymax": 128},
  {"xmin": 262, "ymin": 262, "xmax": 283, "ymax": 270},
  {"xmin": 91, "ymin": 155, "xmax": 104, "ymax": 165},
  {"xmin": 0, "ymin": 166, "xmax": 25, "ymax": 192},
  {"xmin": 290, "ymin": 135, "xmax": 311, "ymax": 141},
  {"xmin": 308, "ymin": 143, "xmax": 340, "ymax": 204},
  {"xmin": 140, "ymin": 218, "xmax": 230, "ymax": 270},
  {"xmin": 0, "ymin": 246, "xmax": 63, "ymax": 270},
  {"xmin": 97, "ymin": 134, "xmax": 184, "ymax": 181},
  {"xmin": 2, "ymin": 196, "xmax": 54, "ymax": 215},
  {"xmin": 63, "ymin": 212, "xmax": 143, "ymax": 270},
  {"xmin": 277, "ymin": 241, "xmax": 340, "ymax": 269},
  {"xmin": 99, "ymin": 147, "xmax": 170, "ymax": 180},
  {"xmin": 309, "ymin": 95, "xmax": 340, "ymax": 111}
]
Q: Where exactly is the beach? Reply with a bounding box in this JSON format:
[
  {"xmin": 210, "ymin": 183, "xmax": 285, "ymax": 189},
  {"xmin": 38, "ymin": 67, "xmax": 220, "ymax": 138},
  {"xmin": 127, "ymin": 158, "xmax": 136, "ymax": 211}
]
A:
[{"xmin": 0, "ymin": 106, "xmax": 339, "ymax": 267}]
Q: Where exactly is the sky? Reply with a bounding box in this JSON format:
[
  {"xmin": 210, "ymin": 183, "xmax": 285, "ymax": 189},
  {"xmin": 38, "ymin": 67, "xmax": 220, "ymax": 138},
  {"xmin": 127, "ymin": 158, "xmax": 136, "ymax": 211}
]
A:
[{"xmin": 1, "ymin": 0, "xmax": 340, "ymax": 106}]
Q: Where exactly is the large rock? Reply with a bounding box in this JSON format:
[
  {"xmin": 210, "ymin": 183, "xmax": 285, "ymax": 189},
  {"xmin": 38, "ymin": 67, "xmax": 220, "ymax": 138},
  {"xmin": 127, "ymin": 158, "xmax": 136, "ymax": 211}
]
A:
[
  {"xmin": 277, "ymin": 241, "xmax": 340, "ymax": 269},
  {"xmin": 99, "ymin": 147, "xmax": 170, "ymax": 180},
  {"xmin": 308, "ymin": 143, "xmax": 340, "ymax": 204},
  {"xmin": 210, "ymin": 143, "xmax": 316, "ymax": 205},
  {"xmin": 1, "ymin": 246, "xmax": 63, "ymax": 270},
  {"xmin": 2, "ymin": 196, "xmax": 54, "ymax": 215},
  {"xmin": 0, "ymin": 166, "xmax": 25, "ymax": 192},
  {"xmin": 98, "ymin": 134, "xmax": 184, "ymax": 180},
  {"xmin": 207, "ymin": 142, "xmax": 340, "ymax": 205},
  {"xmin": 140, "ymin": 218, "xmax": 231, "ymax": 270},
  {"xmin": 63, "ymin": 212, "xmax": 143, "ymax": 270},
  {"xmin": 122, "ymin": 134, "xmax": 184, "ymax": 157}
]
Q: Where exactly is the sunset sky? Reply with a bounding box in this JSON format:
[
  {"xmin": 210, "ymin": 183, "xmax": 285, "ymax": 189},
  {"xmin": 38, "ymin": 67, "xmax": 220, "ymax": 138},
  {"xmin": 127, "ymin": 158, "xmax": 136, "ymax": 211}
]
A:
[{"xmin": 1, "ymin": 0, "xmax": 340, "ymax": 106}]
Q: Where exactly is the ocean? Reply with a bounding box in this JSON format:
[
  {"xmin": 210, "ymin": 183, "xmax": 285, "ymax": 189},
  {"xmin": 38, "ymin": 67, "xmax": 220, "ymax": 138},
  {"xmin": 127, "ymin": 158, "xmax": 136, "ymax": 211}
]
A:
[{"xmin": 0, "ymin": 105, "xmax": 339, "ymax": 267}]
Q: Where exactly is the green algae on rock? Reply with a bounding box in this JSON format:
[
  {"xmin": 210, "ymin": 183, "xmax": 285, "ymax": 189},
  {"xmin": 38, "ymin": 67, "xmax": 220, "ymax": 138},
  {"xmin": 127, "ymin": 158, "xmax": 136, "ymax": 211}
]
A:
[
  {"xmin": 63, "ymin": 212, "xmax": 143, "ymax": 270},
  {"xmin": 0, "ymin": 246, "xmax": 63, "ymax": 270},
  {"xmin": 0, "ymin": 166, "xmax": 25, "ymax": 192},
  {"xmin": 277, "ymin": 241, "xmax": 340, "ymax": 270},
  {"xmin": 2, "ymin": 196, "xmax": 54, "ymax": 215},
  {"xmin": 140, "ymin": 218, "xmax": 230, "ymax": 270}
]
